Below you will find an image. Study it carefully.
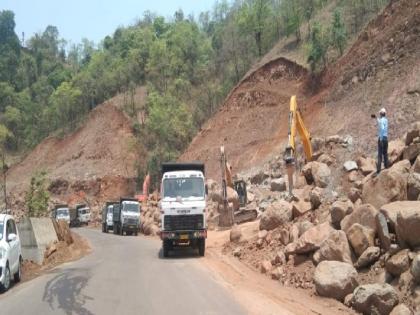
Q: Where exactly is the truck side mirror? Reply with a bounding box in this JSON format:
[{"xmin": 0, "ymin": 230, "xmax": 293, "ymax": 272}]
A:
[{"xmin": 205, "ymin": 184, "xmax": 209, "ymax": 196}]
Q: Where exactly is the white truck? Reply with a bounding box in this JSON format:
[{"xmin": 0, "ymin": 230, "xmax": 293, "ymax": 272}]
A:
[
  {"xmin": 160, "ymin": 162, "xmax": 207, "ymax": 257},
  {"xmin": 113, "ymin": 198, "xmax": 141, "ymax": 236},
  {"xmin": 102, "ymin": 202, "xmax": 115, "ymax": 233},
  {"xmin": 54, "ymin": 205, "xmax": 70, "ymax": 225}
]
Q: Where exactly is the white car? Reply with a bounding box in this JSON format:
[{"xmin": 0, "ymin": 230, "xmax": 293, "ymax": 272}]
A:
[{"xmin": 0, "ymin": 214, "xmax": 22, "ymax": 292}]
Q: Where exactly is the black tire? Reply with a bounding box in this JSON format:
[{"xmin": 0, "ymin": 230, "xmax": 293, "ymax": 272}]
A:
[
  {"xmin": 102, "ymin": 223, "xmax": 105, "ymax": 233},
  {"xmin": 105, "ymin": 225, "xmax": 108, "ymax": 233},
  {"xmin": 163, "ymin": 240, "xmax": 170, "ymax": 258},
  {"xmin": 113, "ymin": 224, "xmax": 118, "ymax": 235},
  {"xmin": 134, "ymin": 231, "xmax": 138, "ymax": 236},
  {"xmin": 14, "ymin": 257, "xmax": 22, "ymax": 283},
  {"xmin": 120, "ymin": 226, "xmax": 124, "ymax": 236},
  {"xmin": 0, "ymin": 265, "xmax": 11, "ymax": 292},
  {"xmin": 198, "ymin": 239, "xmax": 205, "ymax": 257}
]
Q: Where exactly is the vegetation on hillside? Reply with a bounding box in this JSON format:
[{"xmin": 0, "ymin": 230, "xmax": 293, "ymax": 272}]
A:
[{"xmin": 0, "ymin": 0, "xmax": 389, "ymax": 179}]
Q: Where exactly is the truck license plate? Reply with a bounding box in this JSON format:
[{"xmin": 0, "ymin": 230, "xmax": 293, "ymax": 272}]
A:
[{"xmin": 179, "ymin": 234, "xmax": 189, "ymax": 240}]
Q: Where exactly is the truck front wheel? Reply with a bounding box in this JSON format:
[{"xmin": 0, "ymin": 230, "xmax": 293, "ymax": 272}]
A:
[
  {"xmin": 198, "ymin": 239, "xmax": 205, "ymax": 257},
  {"xmin": 163, "ymin": 240, "xmax": 170, "ymax": 258}
]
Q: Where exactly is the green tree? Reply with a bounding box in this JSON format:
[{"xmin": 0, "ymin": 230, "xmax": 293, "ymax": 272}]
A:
[
  {"xmin": 0, "ymin": 10, "xmax": 21, "ymax": 84},
  {"xmin": 331, "ymin": 9, "xmax": 347, "ymax": 56},
  {"xmin": 307, "ymin": 22, "xmax": 329, "ymax": 72},
  {"xmin": 25, "ymin": 171, "xmax": 50, "ymax": 217},
  {"xmin": 49, "ymin": 82, "xmax": 83, "ymax": 131},
  {"xmin": 237, "ymin": 0, "xmax": 271, "ymax": 57}
]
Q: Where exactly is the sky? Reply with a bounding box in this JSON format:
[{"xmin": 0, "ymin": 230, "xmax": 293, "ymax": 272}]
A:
[{"xmin": 2, "ymin": 0, "xmax": 215, "ymax": 45}]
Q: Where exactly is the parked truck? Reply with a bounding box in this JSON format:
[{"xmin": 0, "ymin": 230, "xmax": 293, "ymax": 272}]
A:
[
  {"xmin": 53, "ymin": 204, "xmax": 71, "ymax": 225},
  {"xmin": 113, "ymin": 198, "xmax": 141, "ymax": 236},
  {"xmin": 69, "ymin": 204, "xmax": 91, "ymax": 227},
  {"xmin": 102, "ymin": 201, "xmax": 116, "ymax": 233},
  {"xmin": 160, "ymin": 162, "xmax": 207, "ymax": 257}
]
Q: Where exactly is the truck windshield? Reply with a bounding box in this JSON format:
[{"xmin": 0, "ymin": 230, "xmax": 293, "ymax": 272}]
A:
[
  {"xmin": 163, "ymin": 177, "xmax": 204, "ymax": 199},
  {"xmin": 122, "ymin": 203, "xmax": 139, "ymax": 212},
  {"xmin": 107, "ymin": 206, "xmax": 113, "ymax": 214},
  {"xmin": 56, "ymin": 209, "xmax": 69, "ymax": 216},
  {"xmin": 0, "ymin": 222, "xmax": 3, "ymax": 240}
]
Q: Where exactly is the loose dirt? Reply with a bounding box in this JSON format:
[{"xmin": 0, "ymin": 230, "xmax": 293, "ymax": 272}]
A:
[{"xmin": 21, "ymin": 232, "xmax": 91, "ymax": 282}]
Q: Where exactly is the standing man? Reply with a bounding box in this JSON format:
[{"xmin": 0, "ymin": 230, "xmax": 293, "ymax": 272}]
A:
[{"xmin": 371, "ymin": 108, "xmax": 389, "ymax": 174}]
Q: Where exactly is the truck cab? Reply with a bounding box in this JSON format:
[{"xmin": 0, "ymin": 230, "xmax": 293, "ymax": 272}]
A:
[
  {"xmin": 160, "ymin": 162, "xmax": 207, "ymax": 257},
  {"xmin": 54, "ymin": 205, "xmax": 70, "ymax": 225},
  {"xmin": 76, "ymin": 205, "xmax": 91, "ymax": 225},
  {"xmin": 102, "ymin": 202, "xmax": 115, "ymax": 233},
  {"xmin": 113, "ymin": 198, "xmax": 141, "ymax": 236}
]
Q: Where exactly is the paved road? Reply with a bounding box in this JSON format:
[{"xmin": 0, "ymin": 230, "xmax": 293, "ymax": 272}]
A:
[{"xmin": 0, "ymin": 228, "xmax": 245, "ymax": 315}]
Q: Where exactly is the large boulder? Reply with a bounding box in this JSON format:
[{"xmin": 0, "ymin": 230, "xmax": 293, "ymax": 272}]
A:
[
  {"xmin": 403, "ymin": 144, "xmax": 420, "ymax": 163},
  {"xmin": 259, "ymin": 200, "xmax": 292, "ymax": 231},
  {"xmin": 413, "ymin": 156, "xmax": 420, "ymax": 173},
  {"xmin": 347, "ymin": 223, "xmax": 375, "ymax": 257},
  {"xmin": 385, "ymin": 249, "xmax": 410, "ymax": 277},
  {"xmin": 313, "ymin": 230, "xmax": 353, "ymax": 264},
  {"xmin": 376, "ymin": 213, "xmax": 391, "ymax": 251},
  {"xmin": 309, "ymin": 187, "xmax": 324, "ymax": 209},
  {"xmin": 411, "ymin": 254, "xmax": 420, "ymax": 283},
  {"xmin": 344, "ymin": 161, "xmax": 358, "ymax": 172},
  {"xmin": 292, "ymin": 200, "xmax": 312, "ymax": 218},
  {"xmin": 330, "ymin": 199, "xmax": 354, "ymax": 227},
  {"xmin": 388, "ymin": 140, "xmax": 405, "ymax": 165},
  {"xmin": 270, "ymin": 178, "xmax": 286, "ymax": 192},
  {"xmin": 362, "ymin": 160, "xmax": 410, "ymax": 209},
  {"xmin": 227, "ymin": 187, "xmax": 240, "ymax": 211},
  {"xmin": 340, "ymin": 204, "xmax": 378, "ymax": 234},
  {"xmin": 302, "ymin": 162, "xmax": 331, "ymax": 188},
  {"xmin": 390, "ymin": 304, "xmax": 413, "ymax": 315},
  {"xmin": 286, "ymin": 222, "xmax": 334, "ymax": 255},
  {"xmin": 230, "ymin": 225, "xmax": 242, "ymax": 243},
  {"xmin": 394, "ymin": 201, "xmax": 420, "ymax": 248},
  {"xmin": 314, "ymin": 261, "xmax": 358, "ymax": 301},
  {"xmin": 355, "ymin": 246, "xmax": 380, "ymax": 269},
  {"xmin": 407, "ymin": 172, "xmax": 420, "ymax": 200},
  {"xmin": 352, "ymin": 283, "xmax": 399, "ymax": 315},
  {"xmin": 357, "ymin": 156, "xmax": 377, "ymax": 176},
  {"xmin": 405, "ymin": 122, "xmax": 420, "ymax": 145}
]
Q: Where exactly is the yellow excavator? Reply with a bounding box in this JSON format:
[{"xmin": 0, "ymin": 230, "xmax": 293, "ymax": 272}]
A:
[
  {"xmin": 219, "ymin": 146, "xmax": 251, "ymax": 227},
  {"xmin": 283, "ymin": 95, "xmax": 313, "ymax": 196}
]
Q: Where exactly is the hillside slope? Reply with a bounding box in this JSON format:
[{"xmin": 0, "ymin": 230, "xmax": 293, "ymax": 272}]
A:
[
  {"xmin": 181, "ymin": 0, "xmax": 420, "ymax": 180},
  {"xmin": 181, "ymin": 58, "xmax": 308, "ymax": 179},
  {"xmin": 7, "ymin": 99, "xmax": 139, "ymax": 217}
]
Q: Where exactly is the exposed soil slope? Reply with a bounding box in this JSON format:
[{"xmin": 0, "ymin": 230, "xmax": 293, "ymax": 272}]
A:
[
  {"xmin": 7, "ymin": 98, "xmax": 139, "ymax": 217},
  {"xmin": 181, "ymin": 58, "xmax": 308, "ymax": 179},
  {"xmin": 181, "ymin": 0, "xmax": 420, "ymax": 179}
]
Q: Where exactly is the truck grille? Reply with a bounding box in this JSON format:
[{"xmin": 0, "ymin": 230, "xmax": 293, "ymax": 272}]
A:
[
  {"xmin": 124, "ymin": 218, "xmax": 138, "ymax": 225},
  {"xmin": 164, "ymin": 214, "xmax": 204, "ymax": 231}
]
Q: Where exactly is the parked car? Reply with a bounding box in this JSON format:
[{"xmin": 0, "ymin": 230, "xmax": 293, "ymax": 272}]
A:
[{"xmin": 0, "ymin": 214, "xmax": 22, "ymax": 292}]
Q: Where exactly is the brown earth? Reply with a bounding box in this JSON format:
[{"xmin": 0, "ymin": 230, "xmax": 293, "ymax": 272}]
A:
[
  {"xmin": 181, "ymin": 58, "xmax": 308, "ymax": 179},
  {"xmin": 6, "ymin": 98, "xmax": 141, "ymax": 219},
  {"xmin": 181, "ymin": 0, "xmax": 420, "ymax": 180},
  {"xmin": 21, "ymin": 232, "xmax": 91, "ymax": 282}
]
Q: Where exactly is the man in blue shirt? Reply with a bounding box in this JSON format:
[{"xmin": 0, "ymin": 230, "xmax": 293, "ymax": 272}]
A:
[{"xmin": 372, "ymin": 108, "xmax": 389, "ymax": 174}]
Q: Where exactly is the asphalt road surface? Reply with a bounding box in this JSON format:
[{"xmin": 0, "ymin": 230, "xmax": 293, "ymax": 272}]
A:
[{"xmin": 0, "ymin": 228, "xmax": 245, "ymax": 315}]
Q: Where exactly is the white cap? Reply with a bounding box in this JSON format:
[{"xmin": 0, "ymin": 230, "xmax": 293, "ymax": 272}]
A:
[{"xmin": 380, "ymin": 108, "xmax": 386, "ymax": 114}]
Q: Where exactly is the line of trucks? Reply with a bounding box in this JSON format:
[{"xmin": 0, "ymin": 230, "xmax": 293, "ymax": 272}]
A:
[{"xmin": 52, "ymin": 204, "xmax": 91, "ymax": 227}]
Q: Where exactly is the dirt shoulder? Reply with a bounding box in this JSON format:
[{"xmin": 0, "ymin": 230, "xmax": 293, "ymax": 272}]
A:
[
  {"xmin": 201, "ymin": 227, "xmax": 356, "ymax": 315},
  {"xmin": 21, "ymin": 232, "xmax": 91, "ymax": 283}
]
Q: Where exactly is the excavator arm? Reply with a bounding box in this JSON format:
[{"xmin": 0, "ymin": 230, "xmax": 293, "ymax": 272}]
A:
[{"xmin": 284, "ymin": 96, "xmax": 312, "ymax": 195}]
